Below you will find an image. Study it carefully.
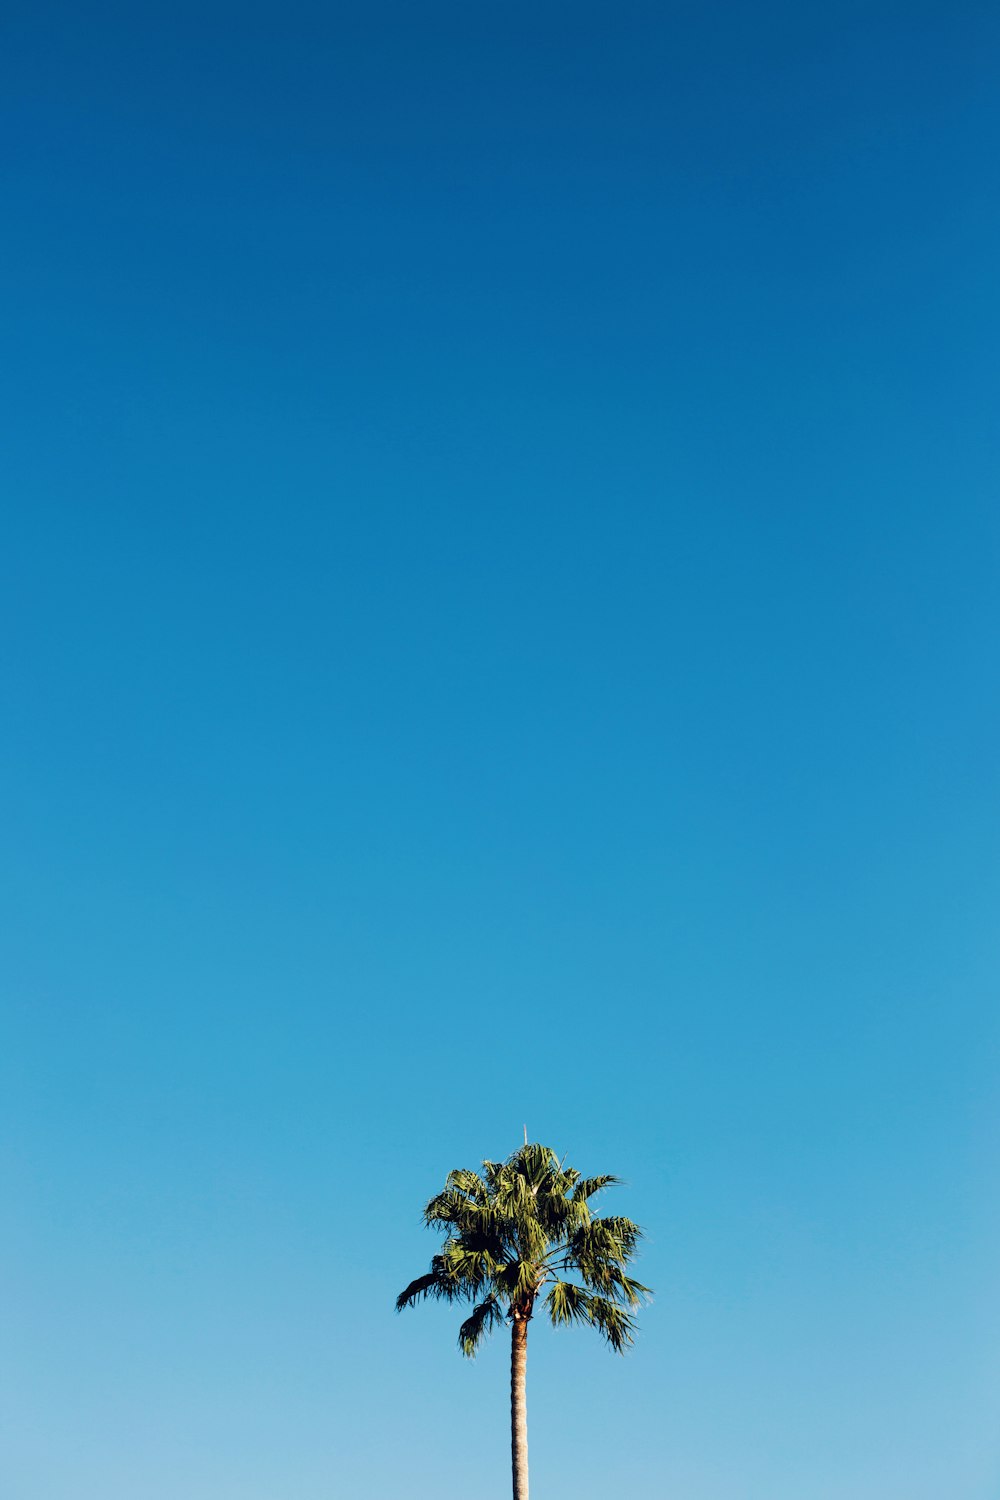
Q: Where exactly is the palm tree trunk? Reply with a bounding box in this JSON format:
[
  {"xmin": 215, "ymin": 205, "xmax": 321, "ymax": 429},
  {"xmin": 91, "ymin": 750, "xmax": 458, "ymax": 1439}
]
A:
[{"xmin": 510, "ymin": 1312, "xmax": 529, "ymax": 1500}]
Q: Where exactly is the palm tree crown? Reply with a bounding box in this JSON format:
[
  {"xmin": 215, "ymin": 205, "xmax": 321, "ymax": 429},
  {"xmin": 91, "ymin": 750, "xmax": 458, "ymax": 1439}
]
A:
[{"xmin": 396, "ymin": 1141, "xmax": 651, "ymax": 1355}]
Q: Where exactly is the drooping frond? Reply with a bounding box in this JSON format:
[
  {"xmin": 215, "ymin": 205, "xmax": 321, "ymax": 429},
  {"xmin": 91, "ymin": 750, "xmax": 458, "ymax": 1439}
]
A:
[
  {"xmin": 395, "ymin": 1271, "xmax": 442, "ymax": 1311},
  {"xmin": 584, "ymin": 1292, "xmax": 640, "ymax": 1353},
  {"xmin": 395, "ymin": 1252, "xmax": 464, "ymax": 1310},
  {"xmin": 458, "ymin": 1294, "xmax": 506, "ymax": 1357},
  {"xmin": 544, "ymin": 1282, "xmax": 639, "ymax": 1352},
  {"xmin": 546, "ymin": 1279, "xmax": 594, "ymax": 1329},
  {"xmin": 516, "ymin": 1215, "xmax": 549, "ymax": 1264}
]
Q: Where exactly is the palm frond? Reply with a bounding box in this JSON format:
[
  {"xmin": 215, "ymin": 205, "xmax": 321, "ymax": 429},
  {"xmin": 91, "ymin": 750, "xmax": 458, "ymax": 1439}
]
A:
[
  {"xmin": 513, "ymin": 1142, "xmax": 561, "ymax": 1182},
  {"xmin": 516, "ymin": 1217, "xmax": 549, "ymax": 1264},
  {"xmin": 395, "ymin": 1272, "xmax": 441, "ymax": 1311},
  {"xmin": 446, "ymin": 1167, "xmax": 489, "ymax": 1202},
  {"xmin": 423, "ymin": 1189, "xmax": 474, "ymax": 1228},
  {"xmin": 545, "ymin": 1279, "xmax": 593, "ymax": 1329},
  {"xmin": 395, "ymin": 1253, "xmax": 462, "ymax": 1310},
  {"xmin": 571, "ymin": 1174, "xmax": 621, "ymax": 1204},
  {"xmin": 438, "ymin": 1241, "xmax": 501, "ymax": 1296},
  {"xmin": 595, "ymin": 1215, "xmax": 644, "ymax": 1250},
  {"xmin": 458, "ymin": 1295, "xmax": 506, "ymax": 1357},
  {"xmin": 586, "ymin": 1293, "xmax": 639, "ymax": 1353},
  {"xmin": 567, "ymin": 1215, "xmax": 643, "ymax": 1275},
  {"xmin": 578, "ymin": 1261, "xmax": 653, "ymax": 1307},
  {"xmin": 482, "ymin": 1159, "xmax": 505, "ymax": 1190}
]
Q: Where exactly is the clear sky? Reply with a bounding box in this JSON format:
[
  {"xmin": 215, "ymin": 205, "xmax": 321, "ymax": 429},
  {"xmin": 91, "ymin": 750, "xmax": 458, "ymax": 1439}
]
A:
[{"xmin": 2, "ymin": 3, "xmax": 999, "ymax": 1497}]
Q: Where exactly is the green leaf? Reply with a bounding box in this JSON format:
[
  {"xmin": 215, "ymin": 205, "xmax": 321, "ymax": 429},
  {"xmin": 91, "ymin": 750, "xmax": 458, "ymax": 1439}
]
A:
[{"xmin": 458, "ymin": 1295, "xmax": 506, "ymax": 1357}]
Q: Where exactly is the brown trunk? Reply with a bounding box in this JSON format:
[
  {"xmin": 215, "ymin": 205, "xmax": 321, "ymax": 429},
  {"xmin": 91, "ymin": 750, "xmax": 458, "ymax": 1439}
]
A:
[{"xmin": 510, "ymin": 1311, "xmax": 529, "ymax": 1500}]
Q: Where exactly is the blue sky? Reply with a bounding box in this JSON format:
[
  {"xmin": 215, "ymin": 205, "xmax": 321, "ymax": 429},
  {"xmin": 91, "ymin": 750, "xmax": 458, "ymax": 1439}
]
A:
[{"xmin": 2, "ymin": 2, "xmax": 999, "ymax": 1496}]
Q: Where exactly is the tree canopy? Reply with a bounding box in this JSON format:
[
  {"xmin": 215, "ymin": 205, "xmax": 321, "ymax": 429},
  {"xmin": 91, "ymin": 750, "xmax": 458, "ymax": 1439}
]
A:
[{"xmin": 396, "ymin": 1141, "xmax": 651, "ymax": 1355}]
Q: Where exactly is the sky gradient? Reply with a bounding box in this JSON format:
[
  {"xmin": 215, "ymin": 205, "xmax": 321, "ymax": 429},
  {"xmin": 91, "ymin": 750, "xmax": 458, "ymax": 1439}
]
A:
[{"xmin": 3, "ymin": 3, "xmax": 1000, "ymax": 1497}]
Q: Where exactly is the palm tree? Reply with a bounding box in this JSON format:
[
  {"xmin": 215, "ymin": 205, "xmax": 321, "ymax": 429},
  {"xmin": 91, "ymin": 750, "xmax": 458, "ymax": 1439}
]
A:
[{"xmin": 396, "ymin": 1140, "xmax": 651, "ymax": 1500}]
